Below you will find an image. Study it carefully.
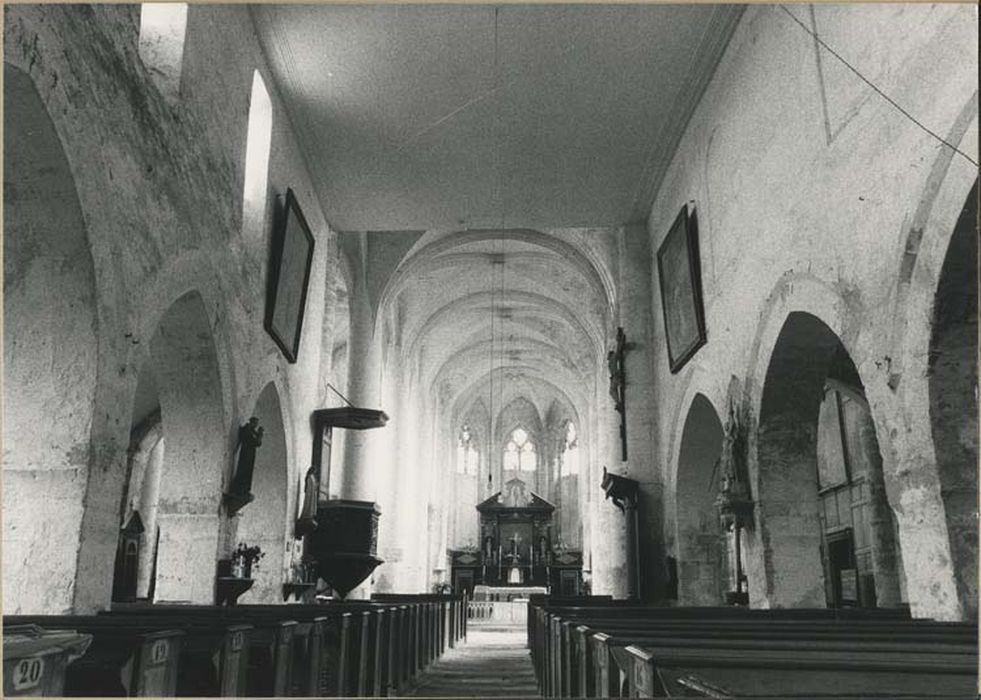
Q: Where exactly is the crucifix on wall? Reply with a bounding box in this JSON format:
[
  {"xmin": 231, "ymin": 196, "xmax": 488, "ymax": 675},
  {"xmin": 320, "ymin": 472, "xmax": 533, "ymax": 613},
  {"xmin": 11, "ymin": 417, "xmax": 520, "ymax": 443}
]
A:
[{"xmin": 608, "ymin": 327, "xmax": 627, "ymax": 461}]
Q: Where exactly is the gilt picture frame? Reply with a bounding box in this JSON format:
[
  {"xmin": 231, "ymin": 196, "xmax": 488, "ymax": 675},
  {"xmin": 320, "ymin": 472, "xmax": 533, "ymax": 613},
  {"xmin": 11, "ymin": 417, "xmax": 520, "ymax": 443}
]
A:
[
  {"xmin": 656, "ymin": 203, "xmax": 707, "ymax": 373},
  {"xmin": 265, "ymin": 188, "xmax": 315, "ymax": 363}
]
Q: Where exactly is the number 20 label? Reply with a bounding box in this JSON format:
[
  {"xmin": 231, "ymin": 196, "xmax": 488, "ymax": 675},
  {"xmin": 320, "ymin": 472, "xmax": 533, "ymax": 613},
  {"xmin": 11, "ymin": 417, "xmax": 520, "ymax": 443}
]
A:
[{"xmin": 13, "ymin": 657, "xmax": 44, "ymax": 691}]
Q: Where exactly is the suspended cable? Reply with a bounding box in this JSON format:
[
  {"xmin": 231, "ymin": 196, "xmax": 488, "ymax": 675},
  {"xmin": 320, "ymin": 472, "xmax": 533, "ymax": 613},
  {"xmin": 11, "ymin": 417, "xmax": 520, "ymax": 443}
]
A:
[{"xmin": 778, "ymin": 4, "xmax": 978, "ymax": 168}]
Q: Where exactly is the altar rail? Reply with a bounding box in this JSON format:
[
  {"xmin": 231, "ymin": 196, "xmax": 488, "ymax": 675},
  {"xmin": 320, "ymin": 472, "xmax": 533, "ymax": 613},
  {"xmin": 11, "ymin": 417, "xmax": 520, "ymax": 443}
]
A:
[{"xmin": 468, "ymin": 600, "xmax": 528, "ymax": 627}]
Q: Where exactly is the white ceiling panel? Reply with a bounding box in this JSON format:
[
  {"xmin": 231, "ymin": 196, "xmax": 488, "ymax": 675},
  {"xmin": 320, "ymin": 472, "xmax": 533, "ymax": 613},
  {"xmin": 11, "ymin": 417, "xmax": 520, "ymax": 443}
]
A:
[{"xmin": 253, "ymin": 4, "xmax": 743, "ymax": 231}]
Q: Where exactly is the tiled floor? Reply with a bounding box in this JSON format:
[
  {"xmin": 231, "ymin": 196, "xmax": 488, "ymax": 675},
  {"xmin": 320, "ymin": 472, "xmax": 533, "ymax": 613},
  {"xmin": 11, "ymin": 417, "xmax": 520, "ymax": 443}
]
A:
[{"xmin": 400, "ymin": 629, "xmax": 540, "ymax": 698}]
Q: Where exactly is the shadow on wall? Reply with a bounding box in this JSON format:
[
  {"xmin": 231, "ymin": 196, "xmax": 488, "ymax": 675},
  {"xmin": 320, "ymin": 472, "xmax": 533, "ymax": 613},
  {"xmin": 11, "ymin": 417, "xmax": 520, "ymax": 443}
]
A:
[
  {"xmin": 675, "ymin": 394, "xmax": 726, "ymax": 606},
  {"xmin": 143, "ymin": 290, "xmax": 227, "ymax": 604},
  {"xmin": 236, "ymin": 382, "xmax": 290, "ymax": 604},
  {"xmin": 753, "ymin": 312, "xmax": 904, "ymax": 612},
  {"xmin": 928, "ymin": 179, "xmax": 979, "ymax": 618}
]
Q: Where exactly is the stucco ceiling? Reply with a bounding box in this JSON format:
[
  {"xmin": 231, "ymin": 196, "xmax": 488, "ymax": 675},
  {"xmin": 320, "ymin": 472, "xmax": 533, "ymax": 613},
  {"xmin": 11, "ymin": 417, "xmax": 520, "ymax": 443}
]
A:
[{"xmin": 253, "ymin": 4, "xmax": 743, "ymax": 231}]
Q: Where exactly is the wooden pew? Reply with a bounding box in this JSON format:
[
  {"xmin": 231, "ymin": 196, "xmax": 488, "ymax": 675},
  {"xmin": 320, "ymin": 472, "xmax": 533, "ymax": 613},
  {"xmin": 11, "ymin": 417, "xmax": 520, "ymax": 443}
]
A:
[
  {"xmin": 4, "ymin": 616, "xmax": 185, "ymax": 697},
  {"xmin": 581, "ymin": 623, "xmax": 977, "ymax": 699},
  {"xmin": 105, "ymin": 598, "xmax": 427, "ymax": 698},
  {"xmin": 528, "ymin": 600, "xmax": 644, "ymax": 692},
  {"xmin": 282, "ymin": 599, "xmax": 428, "ymax": 696},
  {"xmin": 531, "ymin": 604, "xmax": 959, "ymax": 698},
  {"xmin": 526, "ymin": 595, "xmax": 614, "ymax": 651},
  {"xmin": 561, "ymin": 617, "xmax": 967, "ymax": 698},
  {"xmin": 534, "ymin": 604, "xmax": 917, "ymax": 696},
  {"xmin": 367, "ymin": 598, "xmax": 431, "ymax": 672},
  {"xmin": 624, "ymin": 642, "xmax": 978, "ymax": 698},
  {"xmin": 530, "ymin": 602, "xmax": 975, "ymax": 699},
  {"xmin": 102, "ymin": 606, "xmax": 299, "ymax": 697},
  {"xmin": 322, "ymin": 601, "xmax": 414, "ymax": 695},
  {"xmin": 2, "ymin": 625, "xmax": 93, "ymax": 697},
  {"xmin": 40, "ymin": 614, "xmax": 251, "ymax": 696},
  {"xmin": 372, "ymin": 594, "xmax": 465, "ymax": 651}
]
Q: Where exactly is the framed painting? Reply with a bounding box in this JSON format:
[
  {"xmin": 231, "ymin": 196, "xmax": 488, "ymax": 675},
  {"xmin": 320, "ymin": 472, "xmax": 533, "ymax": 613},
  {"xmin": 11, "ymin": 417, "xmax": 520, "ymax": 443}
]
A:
[
  {"xmin": 265, "ymin": 188, "xmax": 315, "ymax": 363},
  {"xmin": 656, "ymin": 203, "xmax": 707, "ymax": 373}
]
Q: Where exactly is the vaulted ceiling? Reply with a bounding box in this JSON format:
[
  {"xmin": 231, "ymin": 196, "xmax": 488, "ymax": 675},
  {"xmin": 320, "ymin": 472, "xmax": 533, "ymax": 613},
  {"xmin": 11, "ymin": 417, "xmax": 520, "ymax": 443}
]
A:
[{"xmin": 252, "ymin": 5, "xmax": 743, "ymax": 433}]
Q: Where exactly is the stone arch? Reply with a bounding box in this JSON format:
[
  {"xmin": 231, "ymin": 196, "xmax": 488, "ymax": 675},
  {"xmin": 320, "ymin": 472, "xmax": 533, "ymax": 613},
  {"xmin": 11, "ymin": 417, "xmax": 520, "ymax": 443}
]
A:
[
  {"xmin": 236, "ymin": 381, "xmax": 291, "ymax": 604},
  {"xmin": 145, "ymin": 290, "xmax": 227, "ymax": 603},
  {"xmin": 675, "ymin": 394, "xmax": 726, "ymax": 605},
  {"xmin": 752, "ymin": 310, "xmax": 902, "ymax": 610},
  {"xmin": 2, "ymin": 63, "xmax": 99, "ymax": 613},
  {"xmin": 379, "ymin": 228, "xmax": 617, "ymax": 325},
  {"xmin": 495, "ymin": 396, "xmax": 544, "ymax": 450},
  {"xmin": 753, "ymin": 311, "xmax": 840, "ymax": 608},
  {"xmin": 927, "ymin": 178, "xmax": 978, "ymax": 617},
  {"xmin": 663, "ymin": 363, "xmax": 725, "ymax": 552},
  {"xmin": 884, "ymin": 115, "xmax": 977, "ymax": 619}
]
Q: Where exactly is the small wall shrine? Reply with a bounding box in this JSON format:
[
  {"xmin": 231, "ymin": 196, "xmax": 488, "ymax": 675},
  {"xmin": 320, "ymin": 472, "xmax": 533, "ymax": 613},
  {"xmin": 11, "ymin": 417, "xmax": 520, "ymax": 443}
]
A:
[{"xmin": 449, "ymin": 476, "xmax": 583, "ymax": 595}]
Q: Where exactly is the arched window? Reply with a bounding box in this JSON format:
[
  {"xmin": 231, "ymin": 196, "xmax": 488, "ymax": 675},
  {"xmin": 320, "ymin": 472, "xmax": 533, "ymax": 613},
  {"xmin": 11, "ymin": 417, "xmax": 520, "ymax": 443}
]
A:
[
  {"xmin": 242, "ymin": 70, "xmax": 273, "ymax": 240},
  {"xmin": 561, "ymin": 421, "xmax": 579, "ymax": 477},
  {"xmin": 139, "ymin": 3, "xmax": 188, "ymax": 100},
  {"xmin": 504, "ymin": 427, "xmax": 536, "ymax": 472},
  {"xmin": 456, "ymin": 424, "xmax": 479, "ymax": 475}
]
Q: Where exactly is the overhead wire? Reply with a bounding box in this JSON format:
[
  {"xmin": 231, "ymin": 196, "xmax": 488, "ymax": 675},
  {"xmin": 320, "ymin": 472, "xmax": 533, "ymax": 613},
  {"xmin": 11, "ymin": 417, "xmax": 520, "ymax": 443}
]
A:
[{"xmin": 778, "ymin": 4, "xmax": 978, "ymax": 168}]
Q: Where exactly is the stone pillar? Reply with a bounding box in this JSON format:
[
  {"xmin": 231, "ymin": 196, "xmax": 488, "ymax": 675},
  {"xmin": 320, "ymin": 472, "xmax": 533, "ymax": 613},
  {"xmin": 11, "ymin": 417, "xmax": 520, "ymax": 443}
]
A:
[
  {"xmin": 592, "ymin": 375, "xmax": 630, "ymax": 597},
  {"xmin": 624, "ymin": 499, "xmax": 641, "ymax": 599},
  {"xmin": 601, "ymin": 468, "xmax": 641, "ymax": 598},
  {"xmin": 339, "ymin": 249, "xmax": 381, "ymax": 502},
  {"xmin": 881, "ymin": 458, "xmax": 962, "ymax": 620},
  {"xmin": 859, "ymin": 415, "xmax": 902, "ymax": 608},
  {"xmin": 619, "ymin": 223, "xmax": 664, "ymax": 601}
]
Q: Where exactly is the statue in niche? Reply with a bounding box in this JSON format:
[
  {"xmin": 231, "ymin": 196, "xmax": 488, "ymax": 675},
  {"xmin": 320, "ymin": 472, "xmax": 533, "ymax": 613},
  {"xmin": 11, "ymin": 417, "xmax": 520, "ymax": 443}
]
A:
[
  {"xmin": 231, "ymin": 417, "xmax": 263, "ymax": 494},
  {"xmin": 503, "ymin": 477, "xmax": 530, "ymax": 508},
  {"xmin": 505, "ymin": 532, "xmax": 523, "ymax": 584},
  {"xmin": 295, "ymin": 465, "xmax": 319, "ymax": 537}
]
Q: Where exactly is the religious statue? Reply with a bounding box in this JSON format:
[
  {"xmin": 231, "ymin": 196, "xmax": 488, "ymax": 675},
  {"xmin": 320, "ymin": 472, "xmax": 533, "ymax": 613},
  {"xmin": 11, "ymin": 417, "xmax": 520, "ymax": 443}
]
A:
[
  {"xmin": 505, "ymin": 532, "xmax": 523, "ymax": 584},
  {"xmin": 607, "ymin": 328, "xmax": 626, "ymax": 414},
  {"xmin": 231, "ymin": 417, "xmax": 263, "ymax": 495},
  {"xmin": 295, "ymin": 465, "xmax": 320, "ymax": 537},
  {"xmin": 715, "ymin": 396, "xmax": 753, "ymax": 525},
  {"xmin": 504, "ymin": 477, "xmax": 529, "ymax": 507}
]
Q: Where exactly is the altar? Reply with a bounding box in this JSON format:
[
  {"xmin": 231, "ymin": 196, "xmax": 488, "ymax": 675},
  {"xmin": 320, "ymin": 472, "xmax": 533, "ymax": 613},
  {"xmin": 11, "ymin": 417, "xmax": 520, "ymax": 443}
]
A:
[
  {"xmin": 449, "ymin": 477, "xmax": 582, "ymax": 595},
  {"xmin": 472, "ymin": 584, "xmax": 547, "ymax": 602}
]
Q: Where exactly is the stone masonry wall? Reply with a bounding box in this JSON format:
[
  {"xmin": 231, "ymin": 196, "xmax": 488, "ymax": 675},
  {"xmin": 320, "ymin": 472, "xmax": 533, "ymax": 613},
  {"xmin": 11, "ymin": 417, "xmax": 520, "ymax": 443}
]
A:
[
  {"xmin": 3, "ymin": 4, "xmax": 340, "ymax": 613},
  {"xmin": 647, "ymin": 4, "xmax": 977, "ymax": 619}
]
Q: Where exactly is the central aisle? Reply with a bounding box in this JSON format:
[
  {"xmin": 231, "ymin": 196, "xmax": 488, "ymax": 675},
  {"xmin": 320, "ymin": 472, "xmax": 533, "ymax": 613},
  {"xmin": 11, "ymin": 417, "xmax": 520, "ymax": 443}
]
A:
[{"xmin": 401, "ymin": 629, "xmax": 541, "ymax": 698}]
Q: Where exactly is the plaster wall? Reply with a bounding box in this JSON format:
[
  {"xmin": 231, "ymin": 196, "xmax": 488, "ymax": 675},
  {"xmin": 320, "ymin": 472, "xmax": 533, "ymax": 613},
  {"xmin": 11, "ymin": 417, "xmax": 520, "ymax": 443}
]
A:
[
  {"xmin": 3, "ymin": 65, "xmax": 98, "ymax": 613},
  {"xmin": 647, "ymin": 4, "xmax": 977, "ymax": 619},
  {"xmin": 3, "ymin": 4, "xmax": 341, "ymax": 613}
]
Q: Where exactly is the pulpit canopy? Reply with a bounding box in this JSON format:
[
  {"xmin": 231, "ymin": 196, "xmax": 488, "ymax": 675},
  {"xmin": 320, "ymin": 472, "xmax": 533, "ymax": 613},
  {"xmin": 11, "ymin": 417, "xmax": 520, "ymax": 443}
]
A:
[{"xmin": 313, "ymin": 407, "xmax": 389, "ymax": 431}]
